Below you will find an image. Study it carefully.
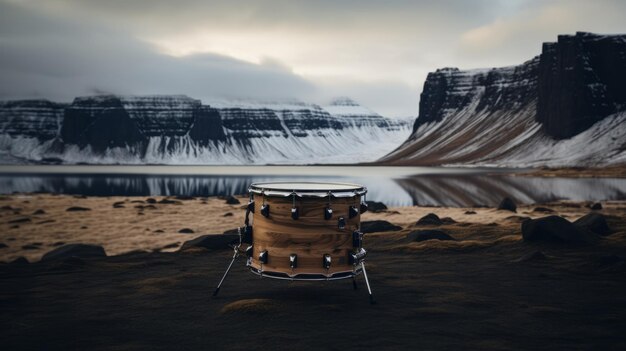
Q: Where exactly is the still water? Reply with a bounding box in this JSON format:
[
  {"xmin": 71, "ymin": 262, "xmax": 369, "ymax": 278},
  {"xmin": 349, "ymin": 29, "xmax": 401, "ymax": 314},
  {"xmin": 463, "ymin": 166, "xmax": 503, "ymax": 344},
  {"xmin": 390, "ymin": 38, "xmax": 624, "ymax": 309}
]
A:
[{"xmin": 0, "ymin": 165, "xmax": 624, "ymax": 207}]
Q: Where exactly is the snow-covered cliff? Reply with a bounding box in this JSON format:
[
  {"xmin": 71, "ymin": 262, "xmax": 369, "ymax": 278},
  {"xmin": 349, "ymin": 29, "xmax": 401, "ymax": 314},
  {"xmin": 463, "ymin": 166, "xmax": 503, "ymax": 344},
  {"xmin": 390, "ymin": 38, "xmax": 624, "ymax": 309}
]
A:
[
  {"xmin": 0, "ymin": 95, "xmax": 411, "ymax": 164},
  {"xmin": 381, "ymin": 32, "xmax": 626, "ymax": 167}
]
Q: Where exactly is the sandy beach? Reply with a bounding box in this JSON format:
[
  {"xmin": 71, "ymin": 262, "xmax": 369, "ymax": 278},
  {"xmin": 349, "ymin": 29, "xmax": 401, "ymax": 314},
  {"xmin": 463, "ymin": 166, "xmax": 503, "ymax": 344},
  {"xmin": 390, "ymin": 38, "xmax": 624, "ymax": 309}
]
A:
[{"xmin": 1, "ymin": 194, "xmax": 625, "ymax": 349}]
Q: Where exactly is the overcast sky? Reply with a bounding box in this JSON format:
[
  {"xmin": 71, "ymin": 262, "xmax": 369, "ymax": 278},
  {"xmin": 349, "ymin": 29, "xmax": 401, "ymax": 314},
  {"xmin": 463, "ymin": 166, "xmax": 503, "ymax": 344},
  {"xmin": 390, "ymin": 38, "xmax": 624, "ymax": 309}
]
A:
[{"xmin": 1, "ymin": 0, "xmax": 625, "ymax": 117}]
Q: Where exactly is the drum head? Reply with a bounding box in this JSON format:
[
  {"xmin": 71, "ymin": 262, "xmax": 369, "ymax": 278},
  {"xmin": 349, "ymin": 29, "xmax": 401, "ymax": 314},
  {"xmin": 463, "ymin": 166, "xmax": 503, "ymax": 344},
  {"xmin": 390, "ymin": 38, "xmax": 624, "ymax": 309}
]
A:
[{"xmin": 249, "ymin": 181, "xmax": 366, "ymax": 198}]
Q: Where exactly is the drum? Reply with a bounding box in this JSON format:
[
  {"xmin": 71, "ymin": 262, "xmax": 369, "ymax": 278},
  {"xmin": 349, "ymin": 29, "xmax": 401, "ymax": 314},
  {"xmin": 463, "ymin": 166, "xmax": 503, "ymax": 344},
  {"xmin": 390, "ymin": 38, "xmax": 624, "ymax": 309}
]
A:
[{"xmin": 245, "ymin": 181, "xmax": 368, "ymax": 280}]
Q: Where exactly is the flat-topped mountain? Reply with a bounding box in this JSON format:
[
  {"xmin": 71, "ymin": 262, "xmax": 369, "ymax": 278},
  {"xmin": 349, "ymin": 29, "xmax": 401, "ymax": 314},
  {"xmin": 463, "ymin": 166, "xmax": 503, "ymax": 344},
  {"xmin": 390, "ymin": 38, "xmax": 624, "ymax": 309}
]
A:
[
  {"xmin": 0, "ymin": 95, "xmax": 410, "ymax": 164},
  {"xmin": 382, "ymin": 32, "xmax": 626, "ymax": 167}
]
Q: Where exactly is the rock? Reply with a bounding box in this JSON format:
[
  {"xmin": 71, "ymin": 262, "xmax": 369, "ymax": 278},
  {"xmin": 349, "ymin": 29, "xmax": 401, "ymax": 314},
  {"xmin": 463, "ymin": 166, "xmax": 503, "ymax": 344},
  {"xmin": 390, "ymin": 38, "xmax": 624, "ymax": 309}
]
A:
[
  {"xmin": 521, "ymin": 215, "xmax": 599, "ymax": 244},
  {"xmin": 441, "ymin": 217, "xmax": 457, "ymax": 224},
  {"xmin": 130, "ymin": 200, "xmax": 145, "ymax": 204},
  {"xmin": 512, "ymin": 250, "xmax": 547, "ymax": 263},
  {"xmin": 416, "ymin": 213, "xmax": 442, "ymax": 226},
  {"xmin": 113, "ymin": 201, "xmax": 125, "ymax": 208},
  {"xmin": 497, "ymin": 198, "xmax": 517, "ymax": 212},
  {"xmin": 407, "ymin": 230, "xmax": 455, "ymax": 242},
  {"xmin": 505, "ymin": 215, "xmax": 531, "ymax": 223},
  {"xmin": 146, "ymin": 198, "xmax": 157, "ymax": 204},
  {"xmin": 533, "ymin": 207, "xmax": 554, "ymax": 213},
  {"xmin": 179, "ymin": 234, "xmax": 240, "ymax": 251},
  {"xmin": 144, "ymin": 204, "xmax": 157, "ymax": 210},
  {"xmin": 360, "ymin": 220, "xmax": 401, "ymax": 233},
  {"xmin": 32, "ymin": 209, "xmax": 46, "ymax": 215},
  {"xmin": 154, "ymin": 229, "xmax": 164, "ymax": 233},
  {"xmin": 365, "ymin": 201, "xmax": 388, "ymax": 213},
  {"xmin": 0, "ymin": 243, "xmax": 7, "ymax": 249},
  {"xmin": 41, "ymin": 244, "xmax": 106, "ymax": 262},
  {"xmin": 222, "ymin": 228, "xmax": 239, "ymax": 235},
  {"xmin": 179, "ymin": 228, "xmax": 195, "ymax": 234},
  {"xmin": 464, "ymin": 211, "xmax": 477, "ymax": 215},
  {"xmin": 22, "ymin": 244, "xmax": 40, "ymax": 250},
  {"xmin": 37, "ymin": 219, "xmax": 55, "ymax": 224},
  {"xmin": 225, "ymin": 196, "xmax": 241, "ymax": 205},
  {"xmin": 574, "ymin": 213, "xmax": 611, "ymax": 236},
  {"xmin": 66, "ymin": 206, "xmax": 91, "ymax": 212},
  {"xmin": 159, "ymin": 198, "xmax": 182, "ymax": 205},
  {"xmin": 52, "ymin": 241, "xmax": 65, "ymax": 246},
  {"xmin": 73, "ymin": 195, "xmax": 87, "ymax": 199},
  {"xmin": 161, "ymin": 243, "xmax": 180, "ymax": 249},
  {"xmin": 590, "ymin": 202, "xmax": 603, "ymax": 210},
  {"xmin": 8, "ymin": 217, "xmax": 31, "ymax": 224},
  {"xmin": 223, "ymin": 212, "xmax": 234, "ymax": 217},
  {"xmin": 10, "ymin": 257, "xmax": 29, "ymax": 264}
]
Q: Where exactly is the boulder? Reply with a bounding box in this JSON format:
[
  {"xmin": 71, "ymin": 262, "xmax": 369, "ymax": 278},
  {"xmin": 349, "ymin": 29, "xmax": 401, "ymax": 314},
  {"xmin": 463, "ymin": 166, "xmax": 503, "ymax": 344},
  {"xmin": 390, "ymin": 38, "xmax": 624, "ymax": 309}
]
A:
[
  {"xmin": 533, "ymin": 207, "xmax": 554, "ymax": 213},
  {"xmin": 0, "ymin": 243, "xmax": 7, "ymax": 249},
  {"xmin": 10, "ymin": 257, "xmax": 29, "ymax": 265},
  {"xmin": 41, "ymin": 244, "xmax": 106, "ymax": 262},
  {"xmin": 66, "ymin": 206, "xmax": 91, "ymax": 212},
  {"xmin": 175, "ymin": 195, "xmax": 195, "ymax": 200},
  {"xmin": 441, "ymin": 217, "xmax": 457, "ymax": 224},
  {"xmin": 32, "ymin": 209, "xmax": 46, "ymax": 215},
  {"xmin": 365, "ymin": 201, "xmax": 388, "ymax": 213},
  {"xmin": 146, "ymin": 198, "xmax": 157, "ymax": 204},
  {"xmin": 223, "ymin": 212, "xmax": 234, "ymax": 217},
  {"xmin": 225, "ymin": 196, "xmax": 241, "ymax": 205},
  {"xmin": 407, "ymin": 230, "xmax": 455, "ymax": 242},
  {"xmin": 497, "ymin": 198, "xmax": 517, "ymax": 212},
  {"xmin": 521, "ymin": 216, "xmax": 599, "ymax": 244},
  {"xmin": 179, "ymin": 234, "xmax": 239, "ymax": 251},
  {"xmin": 178, "ymin": 228, "xmax": 195, "ymax": 234},
  {"xmin": 464, "ymin": 210, "xmax": 477, "ymax": 215},
  {"xmin": 574, "ymin": 213, "xmax": 611, "ymax": 236},
  {"xmin": 416, "ymin": 213, "xmax": 442, "ymax": 226},
  {"xmin": 590, "ymin": 202, "xmax": 603, "ymax": 210},
  {"xmin": 159, "ymin": 198, "xmax": 182, "ymax": 205},
  {"xmin": 360, "ymin": 220, "xmax": 401, "ymax": 233},
  {"xmin": 8, "ymin": 217, "xmax": 30, "ymax": 224}
]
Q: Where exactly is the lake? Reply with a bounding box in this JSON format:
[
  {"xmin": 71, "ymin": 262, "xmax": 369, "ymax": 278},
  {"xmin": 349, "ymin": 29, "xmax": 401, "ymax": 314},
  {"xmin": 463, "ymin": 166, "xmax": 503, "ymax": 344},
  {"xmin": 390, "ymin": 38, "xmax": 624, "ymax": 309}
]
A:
[{"xmin": 0, "ymin": 165, "xmax": 624, "ymax": 207}]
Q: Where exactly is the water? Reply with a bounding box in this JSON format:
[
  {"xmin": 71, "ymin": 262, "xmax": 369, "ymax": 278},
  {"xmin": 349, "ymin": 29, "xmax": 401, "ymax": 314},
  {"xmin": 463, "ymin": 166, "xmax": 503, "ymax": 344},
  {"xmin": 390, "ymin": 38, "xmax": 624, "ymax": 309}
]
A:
[{"xmin": 0, "ymin": 165, "xmax": 624, "ymax": 207}]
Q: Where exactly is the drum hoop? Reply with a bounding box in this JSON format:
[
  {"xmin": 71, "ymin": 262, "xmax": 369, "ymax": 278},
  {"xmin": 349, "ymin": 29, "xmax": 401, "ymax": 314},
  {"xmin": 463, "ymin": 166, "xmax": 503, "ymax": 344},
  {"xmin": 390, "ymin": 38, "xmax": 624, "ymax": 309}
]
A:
[
  {"xmin": 248, "ymin": 266, "xmax": 362, "ymax": 281},
  {"xmin": 248, "ymin": 181, "xmax": 367, "ymax": 198}
]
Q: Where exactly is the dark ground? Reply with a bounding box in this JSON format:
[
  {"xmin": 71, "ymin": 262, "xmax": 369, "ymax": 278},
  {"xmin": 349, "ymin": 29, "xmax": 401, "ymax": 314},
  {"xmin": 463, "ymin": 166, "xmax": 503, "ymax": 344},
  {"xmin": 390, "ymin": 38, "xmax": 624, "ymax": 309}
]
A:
[{"xmin": 2, "ymin": 223, "xmax": 626, "ymax": 351}]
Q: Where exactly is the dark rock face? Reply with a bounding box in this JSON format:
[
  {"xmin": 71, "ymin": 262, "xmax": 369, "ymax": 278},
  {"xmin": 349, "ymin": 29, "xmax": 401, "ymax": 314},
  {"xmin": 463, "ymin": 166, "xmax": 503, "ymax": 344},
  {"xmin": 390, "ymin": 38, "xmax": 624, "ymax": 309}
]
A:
[
  {"xmin": 407, "ymin": 230, "xmax": 455, "ymax": 242},
  {"xmin": 574, "ymin": 213, "xmax": 611, "ymax": 236},
  {"xmin": 521, "ymin": 215, "xmax": 599, "ymax": 244},
  {"xmin": 0, "ymin": 100, "xmax": 64, "ymax": 140},
  {"xmin": 179, "ymin": 234, "xmax": 239, "ymax": 251},
  {"xmin": 497, "ymin": 198, "xmax": 517, "ymax": 212},
  {"xmin": 41, "ymin": 244, "xmax": 106, "ymax": 261},
  {"xmin": 225, "ymin": 196, "xmax": 241, "ymax": 205},
  {"xmin": 365, "ymin": 201, "xmax": 388, "ymax": 213},
  {"xmin": 537, "ymin": 33, "xmax": 626, "ymax": 139},
  {"xmin": 416, "ymin": 213, "xmax": 442, "ymax": 226},
  {"xmin": 360, "ymin": 220, "xmax": 401, "ymax": 233}
]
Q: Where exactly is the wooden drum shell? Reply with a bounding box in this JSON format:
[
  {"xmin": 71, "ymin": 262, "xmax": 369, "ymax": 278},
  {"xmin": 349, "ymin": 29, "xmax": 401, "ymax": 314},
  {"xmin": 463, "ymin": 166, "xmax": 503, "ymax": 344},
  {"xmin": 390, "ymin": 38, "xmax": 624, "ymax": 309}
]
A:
[{"xmin": 249, "ymin": 193, "xmax": 362, "ymax": 277}]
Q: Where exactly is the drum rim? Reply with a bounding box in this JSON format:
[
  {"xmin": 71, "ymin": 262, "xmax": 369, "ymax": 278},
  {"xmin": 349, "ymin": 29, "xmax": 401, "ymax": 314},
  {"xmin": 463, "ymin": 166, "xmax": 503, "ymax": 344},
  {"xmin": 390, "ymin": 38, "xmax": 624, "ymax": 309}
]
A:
[{"xmin": 248, "ymin": 181, "xmax": 367, "ymax": 197}]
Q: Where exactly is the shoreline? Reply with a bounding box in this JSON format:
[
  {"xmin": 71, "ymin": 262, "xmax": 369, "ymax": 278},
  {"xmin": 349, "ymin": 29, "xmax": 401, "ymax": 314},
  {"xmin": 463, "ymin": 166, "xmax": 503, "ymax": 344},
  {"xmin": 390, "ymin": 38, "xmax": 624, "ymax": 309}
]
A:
[{"xmin": 1, "ymin": 193, "xmax": 623, "ymax": 263}]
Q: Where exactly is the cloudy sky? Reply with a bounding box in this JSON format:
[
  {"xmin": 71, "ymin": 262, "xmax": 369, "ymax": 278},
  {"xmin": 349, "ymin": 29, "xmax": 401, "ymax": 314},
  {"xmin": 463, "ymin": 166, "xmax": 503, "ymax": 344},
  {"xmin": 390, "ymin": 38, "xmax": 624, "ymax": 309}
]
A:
[{"xmin": 1, "ymin": 0, "xmax": 625, "ymax": 116}]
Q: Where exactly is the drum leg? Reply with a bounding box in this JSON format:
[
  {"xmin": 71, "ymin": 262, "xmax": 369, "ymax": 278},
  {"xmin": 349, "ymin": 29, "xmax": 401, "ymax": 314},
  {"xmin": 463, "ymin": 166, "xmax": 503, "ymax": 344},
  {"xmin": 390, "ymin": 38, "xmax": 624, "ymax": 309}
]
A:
[
  {"xmin": 361, "ymin": 261, "xmax": 376, "ymax": 305},
  {"xmin": 212, "ymin": 249, "xmax": 239, "ymax": 297}
]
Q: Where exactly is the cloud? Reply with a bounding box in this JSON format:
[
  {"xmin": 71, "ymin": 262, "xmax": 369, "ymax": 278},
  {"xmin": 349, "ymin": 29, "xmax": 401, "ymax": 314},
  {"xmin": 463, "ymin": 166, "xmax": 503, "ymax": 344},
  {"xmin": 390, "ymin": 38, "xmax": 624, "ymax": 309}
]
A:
[{"xmin": 1, "ymin": 0, "xmax": 626, "ymax": 116}]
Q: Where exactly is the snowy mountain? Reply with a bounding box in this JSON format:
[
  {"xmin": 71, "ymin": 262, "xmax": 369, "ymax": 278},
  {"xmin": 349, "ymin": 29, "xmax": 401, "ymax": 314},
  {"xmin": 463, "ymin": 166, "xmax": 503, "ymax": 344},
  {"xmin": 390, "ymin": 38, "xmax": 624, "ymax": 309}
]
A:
[
  {"xmin": 0, "ymin": 95, "xmax": 410, "ymax": 164},
  {"xmin": 381, "ymin": 32, "xmax": 626, "ymax": 167}
]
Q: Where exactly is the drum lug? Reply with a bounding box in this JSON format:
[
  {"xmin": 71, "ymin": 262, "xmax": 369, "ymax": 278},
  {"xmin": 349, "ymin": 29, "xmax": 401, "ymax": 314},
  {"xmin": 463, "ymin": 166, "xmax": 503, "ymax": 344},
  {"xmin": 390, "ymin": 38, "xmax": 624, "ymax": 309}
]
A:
[
  {"xmin": 291, "ymin": 207, "xmax": 299, "ymax": 220},
  {"xmin": 246, "ymin": 245, "xmax": 253, "ymax": 258},
  {"xmin": 360, "ymin": 202, "xmax": 368, "ymax": 214},
  {"xmin": 259, "ymin": 250, "xmax": 268, "ymax": 264},
  {"xmin": 289, "ymin": 254, "xmax": 298, "ymax": 269},
  {"xmin": 349, "ymin": 206, "xmax": 359, "ymax": 218},
  {"xmin": 323, "ymin": 254, "xmax": 332, "ymax": 269},
  {"xmin": 324, "ymin": 207, "xmax": 333, "ymax": 220},
  {"xmin": 247, "ymin": 200, "xmax": 255, "ymax": 213},
  {"xmin": 352, "ymin": 230, "xmax": 363, "ymax": 248},
  {"xmin": 260, "ymin": 204, "xmax": 270, "ymax": 218},
  {"xmin": 338, "ymin": 217, "xmax": 346, "ymax": 230}
]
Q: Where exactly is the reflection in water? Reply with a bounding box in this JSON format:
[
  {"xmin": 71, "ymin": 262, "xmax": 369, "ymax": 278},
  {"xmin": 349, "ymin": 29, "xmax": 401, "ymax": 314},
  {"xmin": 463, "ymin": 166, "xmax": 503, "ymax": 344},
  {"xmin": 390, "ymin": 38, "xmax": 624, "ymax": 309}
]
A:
[{"xmin": 0, "ymin": 171, "xmax": 624, "ymax": 207}]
